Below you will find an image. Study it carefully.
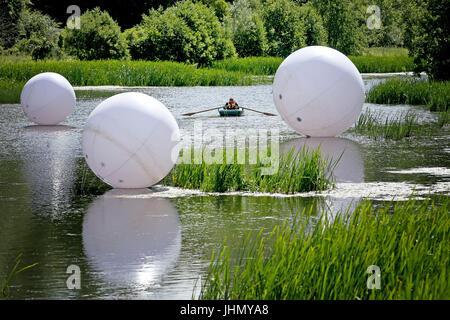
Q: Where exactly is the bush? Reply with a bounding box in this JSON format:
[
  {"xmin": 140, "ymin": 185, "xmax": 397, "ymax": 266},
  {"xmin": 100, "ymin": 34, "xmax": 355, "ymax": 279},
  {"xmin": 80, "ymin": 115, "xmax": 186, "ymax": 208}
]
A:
[
  {"xmin": 262, "ymin": 0, "xmax": 306, "ymax": 57},
  {"xmin": 0, "ymin": 0, "xmax": 27, "ymax": 48},
  {"xmin": 127, "ymin": 1, "xmax": 235, "ymax": 65},
  {"xmin": 299, "ymin": 3, "xmax": 327, "ymax": 46},
  {"xmin": 403, "ymin": 0, "xmax": 449, "ymax": 80},
  {"xmin": 62, "ymin": 8, "xmax": 129, "ymax": 60},
  {"xmin": 227, "ymin": 0, "xmax": 267, "ymax": 57},
  {"xmin": 311, "ymin": 0, "xmax": 365, "ymax": 55},
  {"xmin": 13, "ymin": 8, "xmax": 62, "ymax": 60}
]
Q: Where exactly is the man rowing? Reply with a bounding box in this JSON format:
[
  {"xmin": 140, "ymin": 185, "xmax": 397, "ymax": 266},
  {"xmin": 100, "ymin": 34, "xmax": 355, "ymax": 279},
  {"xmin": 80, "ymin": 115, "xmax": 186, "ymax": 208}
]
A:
[{"xmin": 225, "ymin": 97, "xmax": 239, "ymax": 109}]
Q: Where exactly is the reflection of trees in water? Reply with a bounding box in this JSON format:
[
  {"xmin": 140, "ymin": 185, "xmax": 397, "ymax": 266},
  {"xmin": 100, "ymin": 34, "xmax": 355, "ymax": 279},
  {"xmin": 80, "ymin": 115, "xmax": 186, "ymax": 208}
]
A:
[{"xmin": 82, "ymin": 189, "xmax": 181, "ymax": 296}]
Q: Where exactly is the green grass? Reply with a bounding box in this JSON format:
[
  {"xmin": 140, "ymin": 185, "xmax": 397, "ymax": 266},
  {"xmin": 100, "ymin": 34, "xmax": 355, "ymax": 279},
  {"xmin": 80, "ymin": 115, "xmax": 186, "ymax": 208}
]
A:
[
  {"xmin": 352, "ymin": 111, "xmax": 438, "ymax": 140},
  {"xmin": 360, "ymin": 47, "xmax": 409, "ymax": 57},
  {"xmin": 199, "ymin": 196, "xmax": 449, "ymax": 300},
  {"xmin": 367, "ymin": 78, "xmax": 450, "ymax": 112},
  {"xmin": 0, "ymin": 60, "xmax": 262, "ymax": 87},
  {"xmin": 211, "ymin": 57, "xmax": 282, "ymax": 76},
  {"xmin": 1, "ymin": 254, "xmax": 37, "ymax": 299},
  {"xmin": 210, "ymin": 55, "xmax": 414, "ymax": 75},
  {"xmin": 165, "ymin": 146, "xmax": 338, "ymax": 194}
]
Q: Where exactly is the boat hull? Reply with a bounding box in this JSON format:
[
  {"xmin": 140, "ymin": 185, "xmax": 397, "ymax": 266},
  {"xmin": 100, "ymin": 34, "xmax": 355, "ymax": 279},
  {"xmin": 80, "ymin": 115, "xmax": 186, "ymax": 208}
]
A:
[{"xmin": 218, "ymin": 108, "xmax": 244, "ymax": 117}]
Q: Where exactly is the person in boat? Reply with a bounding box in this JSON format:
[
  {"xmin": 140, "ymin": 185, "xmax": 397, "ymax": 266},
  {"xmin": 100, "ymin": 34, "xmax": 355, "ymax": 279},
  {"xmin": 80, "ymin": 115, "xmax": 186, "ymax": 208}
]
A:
[{"xmin": 225, "ymin": 97, "xmax": 239, "ymax": 109}]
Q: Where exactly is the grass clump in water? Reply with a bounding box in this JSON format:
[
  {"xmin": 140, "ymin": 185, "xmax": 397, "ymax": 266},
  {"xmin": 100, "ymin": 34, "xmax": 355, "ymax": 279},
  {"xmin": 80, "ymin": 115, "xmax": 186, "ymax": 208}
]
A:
[
  {"xmin": 367, "ymin": 78, "xmax": 450, "ymax": 112},
  {"xmin": 199, "ymin": 197, "xmax": 449, "ymax": 300},
  {"xmin": 165, "ymin": 146, "xmax": 337, "ymax": 194},
  {"xmin": 352, "ymin": 111, "xmax": 442, "ymax": 140}
]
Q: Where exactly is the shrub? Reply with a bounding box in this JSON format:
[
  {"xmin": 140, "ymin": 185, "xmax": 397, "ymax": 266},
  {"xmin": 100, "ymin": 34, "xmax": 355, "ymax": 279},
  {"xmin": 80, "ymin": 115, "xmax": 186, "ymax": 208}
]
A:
[
  {"xmin": 299, "ymin": 3, "xmax": 327, "ymax": 46},
  {"xmin": 403, "ymin": 0, "xmax": 449, "ymax": 80},
  {"xmin": 227, "ymin": 0, "xmax": 267, "ymax": 57},
  {"xmin": 127, "ymin": 1, "xmax": 235, "ymax": 65},
  {"xmin": 311, "ymin": 0, "xmax": 365, "ymax": 55},
  {"xmin": 13, "ymin": 8, "xmax": 62, "ymax": 60},
  {"xmin": 62, "ymin": 8, "xmax": 129, "ymax": 60},
  {"xmin": 262, "ymin": 0, "xmax": 306, "ymax": 57}
]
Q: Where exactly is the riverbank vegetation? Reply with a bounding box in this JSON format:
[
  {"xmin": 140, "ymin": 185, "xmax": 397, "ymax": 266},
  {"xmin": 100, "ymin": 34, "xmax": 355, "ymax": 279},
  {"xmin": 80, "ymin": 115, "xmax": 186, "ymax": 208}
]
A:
[
  {"xmin": 199, "ymin": 196, "xmax": 449, "ymax": 299},
  {"xmin": 352, "ymin": 111, "xmax": 439, "ymax": 140},
  {"xmin": 74, "ymin": 146, "xmax": 338, "ymax": 195},
  {"xmin": 167, "ymin": 146, "xmax": 337, "ymax": 193},
  {"xmin": 367, "ymin": 79, "xmax": 450, "ymax": 112},
  {"xmin": 1, "ymin": 0, "xmax": 448, "ymax": 80}
]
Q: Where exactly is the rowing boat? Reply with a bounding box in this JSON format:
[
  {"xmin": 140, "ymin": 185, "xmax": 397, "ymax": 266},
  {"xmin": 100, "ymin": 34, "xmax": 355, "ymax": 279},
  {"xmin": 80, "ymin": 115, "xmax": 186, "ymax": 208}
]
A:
[{"xmin": 218, "ymin": 107, "xmax": 244, "ymax": 117}]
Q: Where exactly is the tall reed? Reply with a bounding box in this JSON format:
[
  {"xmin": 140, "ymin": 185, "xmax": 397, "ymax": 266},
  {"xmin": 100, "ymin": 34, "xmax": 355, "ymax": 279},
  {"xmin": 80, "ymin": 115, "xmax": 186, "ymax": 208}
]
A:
[
  {"xmin": 199, "ymin": 197, "xmax": 449, "ymax": 300},
  {"xmin": 166, "ymin": 146, "xmax": 338, "ymax": 194},
  {"xmin": 367, "ymin": 78, "xmax": 450, "ymax": 112}
]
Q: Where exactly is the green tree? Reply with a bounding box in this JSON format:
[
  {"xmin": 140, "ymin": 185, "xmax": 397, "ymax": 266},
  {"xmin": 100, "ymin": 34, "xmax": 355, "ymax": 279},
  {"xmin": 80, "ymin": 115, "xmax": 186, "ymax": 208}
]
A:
[
  {"xmin": 403, "ymin": 0, "xmax": 449, "ymax": 80},
  {"xmin": 262, "ymin": 0, "xmax": 306, "ymax": 57},
  {"xmin": 312, "ymin": 0, "xmax": 365, "ymax": 55},
  {"xmin": 127, "ymin": 1, "xmax": 235, "ymax": 65},
  {"xmin": 13, "ymin": 8, "xmax": 62, "ymax": 59},
  {"xmin": 227, "ymin": 0, "xmax": 267, "ymax": 57},
  {"xmin": 299, "ymin": 3, "xmax": 327, "ymax": 46},
  {"xmin": 62, "ymin": 8, "xmax": 129, "ymax": 60},
  {"xmin": 0, "ymin": 0, "xmax": 29, "ymax": 48}
]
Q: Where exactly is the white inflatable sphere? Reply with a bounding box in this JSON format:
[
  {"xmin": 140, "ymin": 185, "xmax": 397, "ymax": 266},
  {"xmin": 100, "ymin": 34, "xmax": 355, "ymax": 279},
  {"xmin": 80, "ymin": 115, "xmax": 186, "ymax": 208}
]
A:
[
  {"xmin": 20, "ymin": 72, "xmax": 76, "ymax": 125},
  {"xmin": 82, "ymin": 92, "xmax": 180, "ymax": 189},
  {"xmin": 273, "ymin": 46, "xmax": 365, "ymax": 137}
]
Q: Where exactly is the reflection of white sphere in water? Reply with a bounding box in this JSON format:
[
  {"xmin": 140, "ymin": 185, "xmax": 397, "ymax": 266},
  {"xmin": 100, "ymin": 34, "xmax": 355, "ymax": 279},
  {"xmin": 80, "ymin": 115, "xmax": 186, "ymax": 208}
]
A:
[
  {"xmin": 82, "ymin": 92, "xmax": 180, "ymax": 188},
  {"xmin": 273, "ymin": 46, "xmax": 365, "ymax": 137},
  {"xmin": 82, "ymin": 189, "xmax": 181, "ymax": 287},
  {"xmin": 20, "ymin": 72, "xmax": 76, "ymax": 125},
  {"xmin": 281, "ymin": 137, "xmax": 364, "ymax": 183}
]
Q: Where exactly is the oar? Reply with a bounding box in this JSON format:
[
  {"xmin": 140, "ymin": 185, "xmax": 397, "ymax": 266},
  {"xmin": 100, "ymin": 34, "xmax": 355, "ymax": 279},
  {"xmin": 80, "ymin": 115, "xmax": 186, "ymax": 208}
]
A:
[
  {"xmin": 240, "ymin": 106, "xmax": 277, "ymax": 116},
  {"xmin": 182, "ymin": 107, "xmax": 220, "ymax": 116}
]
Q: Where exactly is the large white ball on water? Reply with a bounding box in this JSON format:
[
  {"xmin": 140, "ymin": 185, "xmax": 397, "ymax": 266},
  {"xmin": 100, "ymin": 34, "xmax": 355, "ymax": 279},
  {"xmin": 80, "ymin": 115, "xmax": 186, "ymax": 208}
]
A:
[
  {"xmin": 20, "ymin": 72, "xmax": 76, "ymax": 125},
  {"xmin": 82, "ymin": 92, "xmax": 180, "ymax": 189},
  {"xmin": 273, "ymin": 46, "xmax": 365, "ymax": 137}
]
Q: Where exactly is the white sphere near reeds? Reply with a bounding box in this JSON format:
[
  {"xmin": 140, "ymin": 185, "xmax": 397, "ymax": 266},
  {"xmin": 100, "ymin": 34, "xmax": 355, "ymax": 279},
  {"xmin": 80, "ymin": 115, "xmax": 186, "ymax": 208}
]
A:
[
  {"xmin": 82, "ymin": 92, "xmax": 180, "ymax": 189},
  {"xmin": 20, "ymin": 72, "xmax": 76, "ymax": 125},
  {"xmin": 273, "ymin": 46, "xmax": 365, "ymax": 137}
]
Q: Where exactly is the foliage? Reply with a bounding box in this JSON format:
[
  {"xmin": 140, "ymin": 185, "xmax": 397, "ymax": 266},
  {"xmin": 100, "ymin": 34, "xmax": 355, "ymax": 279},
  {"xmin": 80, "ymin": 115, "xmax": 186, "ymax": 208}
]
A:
[
  {"xmin": 262, "ymin": 0, "xmax": 306, "ymax": 57},
  {"xmin": 62, "ymin": 8, "xmax": 129, "ymax": 60},
  {"xmin": 366, "ymin": 78, "xmax": 449, "ymax": 112},
  {"xmin": 166, "ymin": 146, "xmax": 337, "ymax": 194},
  {"xmin": 200, "ymin": 197, "xmax": 450, "ymax": 300},
  {"xmin": 127, "ymin": 0, "xmax": 235, "ymax": 65},
  {"xmin": 227, "ymin": 0, "xmax": 267, "ymax": 57},
  {"xmin": 1, "ymin": 254, "xmax": 37, "ymax": 299},
  {"xmin": 299, "ymin": 3, "xmax": 327, "ymax": 46},
  {"xmin": 0, "ymin": 0, "xmax": 29, "ymax": 48},
  {"xmin": 362, "ymin": 0, "xmax": 406, "ymax": 47},
  {"xmin": 349, "ymin": 55, "xmax": 414, "ymax": 73},
  {"xmin": 13, "ymin": 8, "xmax": 62, "ymax": 60},
  {"xmin": 403, "ymin": 0, "xmax": 449, "ymax": 80},
  {"xmin": 311, "ymin": 0, "xmax": 365, "ymax": 55},
  {"xmin": 0, "ymin": 60, "xmax": 263, "ymax": 91}
]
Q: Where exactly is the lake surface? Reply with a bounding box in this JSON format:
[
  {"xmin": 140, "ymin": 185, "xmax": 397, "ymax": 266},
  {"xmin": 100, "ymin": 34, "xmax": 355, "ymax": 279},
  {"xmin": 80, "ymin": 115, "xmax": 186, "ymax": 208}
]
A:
[{"xmin": 0, "ymin": 79, "xmax": 448, "ymax": 299}]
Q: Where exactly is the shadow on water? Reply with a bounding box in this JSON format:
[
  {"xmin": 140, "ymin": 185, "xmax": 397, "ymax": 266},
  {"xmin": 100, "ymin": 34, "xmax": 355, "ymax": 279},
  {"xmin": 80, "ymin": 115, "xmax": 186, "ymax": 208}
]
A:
[
  {"xmin": 82, "ymin": 189, "xmax": 181, "ymax": 298},
  {"xmin": 23, "ymin": 125, "xmax": 76, "ymax": 132}
]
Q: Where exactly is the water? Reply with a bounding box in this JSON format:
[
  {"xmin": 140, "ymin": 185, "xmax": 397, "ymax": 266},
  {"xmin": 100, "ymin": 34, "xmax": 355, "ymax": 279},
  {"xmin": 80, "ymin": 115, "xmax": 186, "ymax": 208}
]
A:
[{"xmin": 0, "ymin": 79, "xmax": 448, "ymax": 299}]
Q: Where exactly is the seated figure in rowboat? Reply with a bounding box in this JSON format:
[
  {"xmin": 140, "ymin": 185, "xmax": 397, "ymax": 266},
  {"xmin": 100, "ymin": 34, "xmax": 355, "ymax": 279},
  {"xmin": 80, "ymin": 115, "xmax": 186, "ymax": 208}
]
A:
[{"xmin": 225, "ymin": 97, "xmax": 239, "ymax": 109}]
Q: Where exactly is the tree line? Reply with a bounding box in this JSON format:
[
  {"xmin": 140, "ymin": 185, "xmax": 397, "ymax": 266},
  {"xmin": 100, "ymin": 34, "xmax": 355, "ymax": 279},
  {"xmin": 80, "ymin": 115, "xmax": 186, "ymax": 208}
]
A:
[{"xmin": 0, "ymin": 0, "xmax": 448, "ymax": 80}]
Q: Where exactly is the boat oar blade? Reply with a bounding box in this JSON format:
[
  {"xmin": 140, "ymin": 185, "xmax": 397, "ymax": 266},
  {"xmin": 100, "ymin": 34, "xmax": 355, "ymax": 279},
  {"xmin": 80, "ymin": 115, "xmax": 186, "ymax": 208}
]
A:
[
  {"xmin": 241, "ymin": 107, "xmax": 277, "ymax": 117},
  {"xmin": 182, "ymin": 107, "xmax": 220, "ymax": 116}
]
